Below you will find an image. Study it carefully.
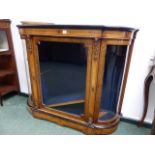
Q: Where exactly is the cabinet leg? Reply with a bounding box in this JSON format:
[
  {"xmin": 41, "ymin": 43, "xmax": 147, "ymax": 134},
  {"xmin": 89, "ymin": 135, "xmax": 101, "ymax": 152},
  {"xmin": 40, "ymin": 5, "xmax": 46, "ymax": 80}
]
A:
[
  {"xmin": 0, "ymin": 96, "xmax": 3, "ymax": 106},
  {"xmin": 151, "ymin": 112, "xmax": 155, "ymax": 135},
  {"xmin": 138, "ymin": 75, "xmax": 153, "ymax": 127}
]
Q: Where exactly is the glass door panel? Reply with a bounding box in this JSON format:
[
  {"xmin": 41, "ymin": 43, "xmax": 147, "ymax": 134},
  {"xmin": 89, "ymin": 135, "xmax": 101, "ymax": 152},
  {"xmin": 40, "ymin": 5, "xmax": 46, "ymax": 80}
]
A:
[
  {"xmin": 37, "ymin": 41, "xmax": 87, "ymax": 116},
  {"xmin": 99, "ymin": 45, "xmax": 128, "ymax": 121}
]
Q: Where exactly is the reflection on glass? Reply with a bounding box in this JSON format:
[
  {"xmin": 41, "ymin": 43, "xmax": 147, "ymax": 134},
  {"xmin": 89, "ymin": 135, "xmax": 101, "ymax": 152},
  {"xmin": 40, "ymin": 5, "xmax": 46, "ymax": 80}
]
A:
[
  {"xmin": 99, "ymin": 45, "xmax": 127, "ymax": 121},
  {"xmin": 38, "ymin": 41, "xmax": 87, "ymax": 115},
  {"xmin": 0, "ymin": 30, "xmax": 9, "ymax": 52}
]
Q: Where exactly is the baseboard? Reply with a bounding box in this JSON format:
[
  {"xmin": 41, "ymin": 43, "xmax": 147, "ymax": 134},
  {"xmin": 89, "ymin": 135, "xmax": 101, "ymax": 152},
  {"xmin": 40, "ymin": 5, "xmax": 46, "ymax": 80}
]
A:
[
  {"xmin": 19, "ymin": 92, "xmax": 29, "ymax": 97},
  {"xmin": 121, "ymin": 117, "xmax": 151, "ymax": 128}
]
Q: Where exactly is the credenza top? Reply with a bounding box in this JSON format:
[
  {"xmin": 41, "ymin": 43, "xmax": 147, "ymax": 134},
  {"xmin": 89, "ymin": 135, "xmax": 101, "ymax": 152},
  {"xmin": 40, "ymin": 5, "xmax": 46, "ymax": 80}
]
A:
[{"xmin": 17, "ymin": 24, "xmax": 138, "ymax": 32}]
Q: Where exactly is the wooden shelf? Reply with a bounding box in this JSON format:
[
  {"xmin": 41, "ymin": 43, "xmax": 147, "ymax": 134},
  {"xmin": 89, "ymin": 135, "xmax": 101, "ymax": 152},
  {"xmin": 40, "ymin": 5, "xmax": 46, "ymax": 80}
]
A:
[
  {"xmin": 0, "ymin": 51, "xmax": 11, "ymax": 56},
  {"xmin": 0, "ymin": 85, "xmax": 17, "ymax": 95},
  {"xmin": 0, "ymin": 70, "xmax": 15, "ymax": 77}
]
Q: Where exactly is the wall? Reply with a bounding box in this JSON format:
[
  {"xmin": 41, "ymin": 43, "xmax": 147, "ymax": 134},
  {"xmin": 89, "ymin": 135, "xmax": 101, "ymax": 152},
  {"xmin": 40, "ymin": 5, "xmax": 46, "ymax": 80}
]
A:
[{"xmin": 0, "ymin": 0, "xmax": 155, "ymax": 123}]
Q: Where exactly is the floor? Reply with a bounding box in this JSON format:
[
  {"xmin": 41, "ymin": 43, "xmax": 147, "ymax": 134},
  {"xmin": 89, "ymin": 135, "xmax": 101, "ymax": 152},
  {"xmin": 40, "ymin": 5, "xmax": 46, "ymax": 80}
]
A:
[{"xmin": 0, "ymin": 95, "xmax": 151, "ymax": 135}]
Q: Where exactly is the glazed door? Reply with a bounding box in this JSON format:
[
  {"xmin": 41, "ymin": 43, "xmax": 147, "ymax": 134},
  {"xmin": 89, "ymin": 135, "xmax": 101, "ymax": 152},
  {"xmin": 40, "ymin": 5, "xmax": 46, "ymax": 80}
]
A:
[
  {"xmin": 94, "ymin": 40, "xmax": 130, "ymax": 122},
  {"xmin": 34, "ymin": 37, "xmax": 92, "ymax": 118}
]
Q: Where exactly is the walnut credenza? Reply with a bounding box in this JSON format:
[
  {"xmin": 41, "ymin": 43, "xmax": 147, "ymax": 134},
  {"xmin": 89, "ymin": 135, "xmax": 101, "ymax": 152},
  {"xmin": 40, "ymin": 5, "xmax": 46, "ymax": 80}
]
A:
[{"xmin": 18, "ymin": 24, "xmax": 138, "ymax": 134}]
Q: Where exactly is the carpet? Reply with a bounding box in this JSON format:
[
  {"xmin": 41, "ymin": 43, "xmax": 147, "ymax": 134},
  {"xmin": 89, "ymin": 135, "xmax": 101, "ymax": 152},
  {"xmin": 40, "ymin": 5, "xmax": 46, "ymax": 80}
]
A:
[{"xmin": 0, "ymin": 94, "xmax": 151, "ymax": 135}]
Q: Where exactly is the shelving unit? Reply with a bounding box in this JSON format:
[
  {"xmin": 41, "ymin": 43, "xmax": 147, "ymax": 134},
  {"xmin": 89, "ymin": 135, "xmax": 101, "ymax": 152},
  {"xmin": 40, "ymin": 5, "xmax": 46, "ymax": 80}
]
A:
[{"xmin": 0, "ymin": 19, "xmax": 19, "ymax": 106}]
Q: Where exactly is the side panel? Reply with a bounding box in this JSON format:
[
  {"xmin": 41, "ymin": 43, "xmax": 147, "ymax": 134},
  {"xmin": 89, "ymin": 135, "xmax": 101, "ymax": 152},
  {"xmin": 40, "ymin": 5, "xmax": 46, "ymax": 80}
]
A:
[{"xmin": 94, "ymin": 39, "xmax": 131, "ymax": 122}]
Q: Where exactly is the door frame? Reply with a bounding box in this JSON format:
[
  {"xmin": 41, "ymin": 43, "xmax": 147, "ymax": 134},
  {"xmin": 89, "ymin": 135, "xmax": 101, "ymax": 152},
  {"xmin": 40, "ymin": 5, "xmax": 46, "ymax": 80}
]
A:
[
  {"xmin": 28, "ymin": 36, "xmax": 94, "ymax": 121},
  {"xmin": 93, "ymin": 39, "xmax": 131, "ymax": 122}
]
